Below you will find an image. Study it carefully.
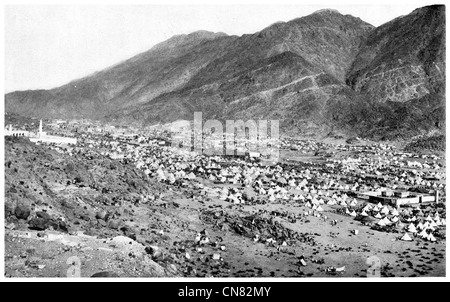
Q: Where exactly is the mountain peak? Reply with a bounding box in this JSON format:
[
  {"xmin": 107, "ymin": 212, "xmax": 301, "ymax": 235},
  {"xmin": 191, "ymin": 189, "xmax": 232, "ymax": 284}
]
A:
[
  {"xmin": 312, "ymin": 8, "xmax": 341, "ymax": 15},
  {"xmin": 186, "ymin": 30, "xmax": 228, "ymax": 39}
]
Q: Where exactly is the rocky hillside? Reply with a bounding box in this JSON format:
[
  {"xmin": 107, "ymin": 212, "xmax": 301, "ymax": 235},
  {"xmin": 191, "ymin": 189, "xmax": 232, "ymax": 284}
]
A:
[
  {"xmin": 5, "ymin": 6, "xmax": 446, "ymax": 140},
  {"xmin": 345, "ymin": 5, "xmax": 446, "ymax": 139}
]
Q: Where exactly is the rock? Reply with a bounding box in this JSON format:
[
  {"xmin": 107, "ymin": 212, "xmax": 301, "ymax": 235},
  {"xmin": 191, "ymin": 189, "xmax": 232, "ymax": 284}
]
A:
[
  {"xmin": 28, "ymin": 217, "xmax": 49, "ymax": 230},
  {"xmin": 5, "ymin": 222, "xmax": 16, "ymax": 230},
  {"xmin": 58, "ymin": 221, "xmax": 69, "ymax": 233},
  {"xmin": 120, "ymin": 226, "xmax": 137, "ymax": 240},
  {"xmin": 91, "ymin": 271, "xmax": 119, "ymax": 278},
  {"xmin": 14, "ymin": 201, "xmax": 31, "ymax": 220},
  {"xmin": 145, "ymin": 245, "xmax": 162, "ymax": 259},
  {"xmin": 36, "ymin": 211, "xmax": 51, "ymax": 220},
  {"xmin": 95, "ymin": 210, "xmax": 108, "ymax": 221},
  {"xmin": 108, "ymin": 220, "xmax": 120, "ymax": 230},
  {"xmin": 168, "ymin": 264, "xmax": 177, "ymax": 273},
  {"xmin": 28, "ymin": 211, "xmax": 63, "ymax": 231},
  {"xmin": 5, "ymin": 199, "xmax": 16, "ymax": 216}
]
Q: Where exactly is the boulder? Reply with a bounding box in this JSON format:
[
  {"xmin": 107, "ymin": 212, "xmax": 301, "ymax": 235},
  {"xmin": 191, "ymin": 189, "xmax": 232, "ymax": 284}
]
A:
[
  {"xmin": 14, "ymin": 201, "xmax": 31, "ymax": 220},
  {"xmin": 95, "ymin": 210, "xmax": 108, "ymax": 221}
]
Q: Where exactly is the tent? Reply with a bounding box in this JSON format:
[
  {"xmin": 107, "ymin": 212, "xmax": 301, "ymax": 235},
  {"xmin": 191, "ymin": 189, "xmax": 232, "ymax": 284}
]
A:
[
  {"xmin": 407, "ymin": 223, "xmax": 417, "ymax": 233},
  {"xmin": 416, "ymin": 222, "xmax": 424, "ymax": 230},
  {"xmin": 381, "ymin": 217, "xmax": 391, "ymax": 225},
  {"xmin": 400, "ymin": 233, "xmax": 413, "ymax": 241},
  {"xmin": 427, "ymin": 233, "xmax": 437, "ymax": 242},
  {"xmin": 380, "ymin": 206, "xmax": 390, "ymax": 215},
  {"xmin": 391, "ymin": 208, "xmax": 399, "ymax": 216},
  {"xmin": 327, "ymin": 199, "xmax": 336, "ymax": 205},
  {"xmin": 419, "ymin": 229, "xmax": 428, "ymax": 238}
]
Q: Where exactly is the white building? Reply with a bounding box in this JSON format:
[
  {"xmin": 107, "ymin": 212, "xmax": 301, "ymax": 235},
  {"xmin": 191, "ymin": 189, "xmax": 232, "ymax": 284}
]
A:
[{"xmin": 5, "ymin": 120, "xmax": 77, "ymax": 145}]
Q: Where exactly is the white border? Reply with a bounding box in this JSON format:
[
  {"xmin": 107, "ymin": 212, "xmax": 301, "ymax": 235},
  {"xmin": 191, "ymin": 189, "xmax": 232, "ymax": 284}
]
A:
[{"xmin": 1, "ymin": 0, "xmax": 448, "ymax": 282}]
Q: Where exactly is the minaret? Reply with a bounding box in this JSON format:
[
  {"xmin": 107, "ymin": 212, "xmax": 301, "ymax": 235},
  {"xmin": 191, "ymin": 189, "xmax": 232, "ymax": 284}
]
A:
[{"xmin": 39, "ymin": 120, "xmax": 43, "ymax": 137}]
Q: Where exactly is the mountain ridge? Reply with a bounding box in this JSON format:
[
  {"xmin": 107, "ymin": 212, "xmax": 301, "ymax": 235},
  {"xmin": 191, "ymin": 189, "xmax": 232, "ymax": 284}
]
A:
[{"xmin": 5, "ymin": 5, "xmax": 445, "ymax": 140}]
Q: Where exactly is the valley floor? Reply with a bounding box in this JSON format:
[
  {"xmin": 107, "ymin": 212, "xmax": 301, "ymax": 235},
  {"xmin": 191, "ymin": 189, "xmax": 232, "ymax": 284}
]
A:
[{"xmin": 4, "ymin": 136, "xmax": 446, "ymax": 278}]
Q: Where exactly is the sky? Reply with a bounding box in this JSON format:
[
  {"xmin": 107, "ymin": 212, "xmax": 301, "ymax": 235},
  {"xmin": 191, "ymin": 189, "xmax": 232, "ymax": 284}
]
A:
[{"xmin": 4, "ymin": 0, "xmax": 441, "ymax": 93}]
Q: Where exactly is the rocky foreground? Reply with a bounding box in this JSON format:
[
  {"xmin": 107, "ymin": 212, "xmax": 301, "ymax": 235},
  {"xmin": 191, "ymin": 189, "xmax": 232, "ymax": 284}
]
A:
[{"xmin": 4, "ymin": 136, "xmax": 446, "ymax": 278}]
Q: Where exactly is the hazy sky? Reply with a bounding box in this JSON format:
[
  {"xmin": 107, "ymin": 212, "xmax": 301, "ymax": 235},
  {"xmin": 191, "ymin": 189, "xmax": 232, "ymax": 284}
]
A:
[{"xmin": 4, "ymin": 1, "xmax": 439, "ymax": 93}]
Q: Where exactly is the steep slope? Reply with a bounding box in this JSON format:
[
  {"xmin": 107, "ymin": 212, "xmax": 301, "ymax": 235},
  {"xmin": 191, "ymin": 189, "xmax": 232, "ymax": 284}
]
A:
[
  {"xmin": 106, "ymin": 9, "xmax": 374, "ymax": 136},
  {"xmin": 347, "ymin": 5, "xmax": 445, "ymax": 103},
  {"xmin": 6, "ymin": 31, "xmax": 235, "ymax": 119},
  {"xmin": 346, "ymin": 5, "xmax": 445, "ymax": 139}
]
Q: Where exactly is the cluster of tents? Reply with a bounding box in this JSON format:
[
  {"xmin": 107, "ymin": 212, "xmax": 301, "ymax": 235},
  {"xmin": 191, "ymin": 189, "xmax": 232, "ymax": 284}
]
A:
[{"xmin": 400, "ymin": 212, "xmax": 444, "ymax": 242}]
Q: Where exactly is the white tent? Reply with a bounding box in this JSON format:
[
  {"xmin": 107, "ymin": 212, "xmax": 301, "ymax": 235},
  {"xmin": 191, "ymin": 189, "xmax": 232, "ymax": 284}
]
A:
[
  {"xmin": 327, "ymin": 199, "xmax": 336, "ymax": 205},
  {"xmin": 427, "ymin": 233, "xmax": 437, "ymax": 242},
  {"xmin": 419, "ymin": 229, "xmax": 428, "ymax": 238},
  {"xmin": 401, "ymin": 233, "xmax": 413, "ymax": 241},
  {"xmin": 407, "ymin": 223, "xmax": 417, "ymax": 233},
  {"xmin": 391, "ymin": 208, "xmax": 399, "ymax": 216},
  {"xmin": 380, "ymin": 206, "xmax": 390, "ymax": 215}
]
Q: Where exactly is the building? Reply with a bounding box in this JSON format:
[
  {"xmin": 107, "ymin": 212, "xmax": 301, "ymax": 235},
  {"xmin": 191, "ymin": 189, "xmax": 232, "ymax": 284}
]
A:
[
  {"xmin": 8, "ymin": 119, "xmax": 79, "ymax": 145},
  {"xmin": 4, "ymin": 124, "xmax": 30, "ymax": 137},
  {"xmin": 359, "ymin": 189, "xmax": 439, "ymax": 207}
]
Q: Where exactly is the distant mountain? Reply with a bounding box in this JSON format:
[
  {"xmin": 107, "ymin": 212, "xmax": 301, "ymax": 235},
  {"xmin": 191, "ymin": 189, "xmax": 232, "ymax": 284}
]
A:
[
  {"xmin": 6, "ymin": 30, "xmax": 234, "ymax": 119},
  {"xmin": 5, "ymin": 5, "xmax": 445, "ymax": 140}
]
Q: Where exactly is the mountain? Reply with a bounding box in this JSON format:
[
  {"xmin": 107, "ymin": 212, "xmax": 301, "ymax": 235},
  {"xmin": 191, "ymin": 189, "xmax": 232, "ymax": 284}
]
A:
[
  {"xmin": 5, "ymin": 6, "xmax": 446, "ymax": 140},
  {"xmin": 346, "ymin": 4, "xmax": 445, "ymax": 139},
  {"xmin": 6, "ymin": 30, "xmax": 234, "ymax": 119}
]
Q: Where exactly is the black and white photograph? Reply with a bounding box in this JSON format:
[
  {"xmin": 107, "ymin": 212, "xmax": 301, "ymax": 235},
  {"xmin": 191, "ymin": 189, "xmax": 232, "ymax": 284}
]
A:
[{"xmin": 1, "ymin": 0, "xmax": 447, "ymax": 282}]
